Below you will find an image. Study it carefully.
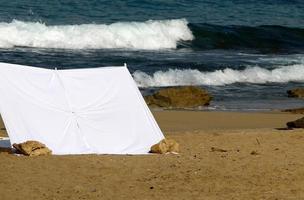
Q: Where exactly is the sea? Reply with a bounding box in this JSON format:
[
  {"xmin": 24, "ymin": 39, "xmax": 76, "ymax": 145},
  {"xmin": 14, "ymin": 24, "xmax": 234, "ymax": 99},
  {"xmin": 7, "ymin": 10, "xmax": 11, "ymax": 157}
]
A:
[{"xmin": 0, "ymin": 0, "xmax": 303, "ymax": 111}]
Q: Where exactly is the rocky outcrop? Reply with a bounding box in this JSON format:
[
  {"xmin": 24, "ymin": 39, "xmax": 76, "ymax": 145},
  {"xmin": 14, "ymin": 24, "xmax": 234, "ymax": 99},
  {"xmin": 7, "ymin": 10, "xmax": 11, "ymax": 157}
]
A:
[
  {"xmin": 287, "ymin": 88, "xmax": 304, "ymax": 98},
  {"xmin": 286, "ymin": 117, "xmax": 304, "ymax": 129},
  {"xmin": 150, "ymin": 138, "xmax": 180, "ymax": 154},
  {"xmin": 282, "ymin": 107, "xmax": 304, "ymax": 114},
  {"xmin": 144, "ymin": 86, "xmax": 212, "ymax": 109},
  {"xmin": 13, "ymin": 140, "xmax": 52, "ymax": 156}
]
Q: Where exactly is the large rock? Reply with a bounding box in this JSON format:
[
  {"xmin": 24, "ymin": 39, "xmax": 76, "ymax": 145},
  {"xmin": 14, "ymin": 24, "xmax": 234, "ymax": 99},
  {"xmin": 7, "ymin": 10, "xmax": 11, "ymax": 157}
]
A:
[
  {"xmin": 144, "ymin": 86, "xmax": 212, "ymax": 109},
  {"xmin": 287, "ymin": 88, "xmax": 304, "ymax": 98},
  {"xmin": 13, "ymin": 140, "xmax": 52, "ymax": 156},
  {"xmin": 287, "ymin": 117, "xmax": 304, "ymax": 128}
]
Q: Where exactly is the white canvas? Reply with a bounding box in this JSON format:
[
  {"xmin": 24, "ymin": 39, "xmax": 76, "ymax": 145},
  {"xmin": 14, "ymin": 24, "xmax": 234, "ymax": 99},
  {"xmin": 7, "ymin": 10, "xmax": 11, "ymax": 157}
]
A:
[{"xmin": 0, "ymin": 63, "xmax": 164, "ymax": 154}]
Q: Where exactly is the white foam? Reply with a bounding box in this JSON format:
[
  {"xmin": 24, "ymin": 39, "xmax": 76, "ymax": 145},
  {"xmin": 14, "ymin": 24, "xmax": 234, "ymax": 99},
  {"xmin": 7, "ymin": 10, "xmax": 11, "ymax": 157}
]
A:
[
  {"xmin": 133, "ymin": 65, "xmax": 304, "ymax": 87},
  {"xmin": 0, "ymin": 19, "xmax": 193, "ymax": 50}
]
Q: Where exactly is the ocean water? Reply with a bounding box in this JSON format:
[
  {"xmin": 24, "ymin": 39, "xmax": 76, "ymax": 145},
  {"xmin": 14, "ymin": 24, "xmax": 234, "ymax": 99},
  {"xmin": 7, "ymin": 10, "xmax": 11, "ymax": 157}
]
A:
[{"xmin": 0, "ymin": 0, "xmax": 303, "ymax": 111}]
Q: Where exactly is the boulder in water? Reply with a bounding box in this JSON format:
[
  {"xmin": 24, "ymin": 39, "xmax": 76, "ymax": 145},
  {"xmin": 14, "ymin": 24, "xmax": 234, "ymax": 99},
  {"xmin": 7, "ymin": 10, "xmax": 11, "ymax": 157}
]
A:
[
  {"xmin": 144, "ymin": 86, "xmax": 212, "ymax": 109},
  {"xmin": 287, "ymin": 88, "xmax": 304, "ymax": 98},
  {"xmin": 286, "ymin": 117, "xmax": 304, "ymax": 129},
  {"xmin": 13, "ymin": 140, "xmax": 52, "ymax": 156}
]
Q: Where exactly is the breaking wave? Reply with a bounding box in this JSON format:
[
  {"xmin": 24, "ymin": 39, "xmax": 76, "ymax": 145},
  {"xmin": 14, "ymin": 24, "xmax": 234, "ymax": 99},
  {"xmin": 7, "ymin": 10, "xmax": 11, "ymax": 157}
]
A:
[
  {"xmin": 133, "ymin": 65, "xmax": 304, "ymax": 87},
  {"xmin": 0, "ymin": 19, "xmax": 193, "ymax": 49},
  {"xmin": 1, "ymin": 19, "xmax": 304, "ymax": 52}
]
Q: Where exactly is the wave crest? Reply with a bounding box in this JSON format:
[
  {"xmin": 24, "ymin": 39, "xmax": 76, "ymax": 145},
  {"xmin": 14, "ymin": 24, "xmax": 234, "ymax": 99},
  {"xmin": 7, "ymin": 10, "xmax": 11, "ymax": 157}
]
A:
[
  {"xmin": 133, "ymin": 65, "xmax": 304, "ymax": 87},
  {"xmin": 0, "ymin": 19, "xmax": 193, "ymax": 49}
]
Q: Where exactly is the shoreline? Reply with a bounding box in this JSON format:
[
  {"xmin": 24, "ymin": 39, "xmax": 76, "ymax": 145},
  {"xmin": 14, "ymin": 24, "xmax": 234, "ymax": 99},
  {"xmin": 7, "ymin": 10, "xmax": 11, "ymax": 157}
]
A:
[
  {"xmin": 1, "ymin": 110, "xmax": 302, "ymax": 137},
  {"xmin": 153, "ymin": 110, "xmax": 302, "ymax": 132}
]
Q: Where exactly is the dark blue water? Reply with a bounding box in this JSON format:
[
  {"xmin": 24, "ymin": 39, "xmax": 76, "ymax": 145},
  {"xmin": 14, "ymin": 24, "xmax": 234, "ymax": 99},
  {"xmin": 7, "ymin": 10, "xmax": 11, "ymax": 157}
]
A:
[
  {"xmin": 0, "ymin": 0, "xmax": 303, "ymax": 111},
  {"xmin": 1, "ymin": 0, "xmax": 304, "ymax": 26}
]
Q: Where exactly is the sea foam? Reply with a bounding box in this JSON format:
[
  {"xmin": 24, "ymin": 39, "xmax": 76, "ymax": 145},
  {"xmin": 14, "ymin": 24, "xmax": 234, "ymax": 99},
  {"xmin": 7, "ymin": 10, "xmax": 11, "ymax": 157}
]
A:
[
  {"xmin": 0, "ymin": 19, "xmax": 193, "ymax": 49},
  {"xmin": 133, "ymin": 65, "xmax": 304, "ymax": 87}
]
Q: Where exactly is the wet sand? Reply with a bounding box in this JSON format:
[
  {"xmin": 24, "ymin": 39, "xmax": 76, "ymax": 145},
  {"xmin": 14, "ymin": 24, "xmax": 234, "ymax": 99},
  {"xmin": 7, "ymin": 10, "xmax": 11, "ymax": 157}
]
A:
[
  {"xmin": 0, "ymin": 111, "xmax": 303, "ymax": 200},
  {"xmin": 153, "ymin": 111, "xmax": 302, "ymax": 131}
]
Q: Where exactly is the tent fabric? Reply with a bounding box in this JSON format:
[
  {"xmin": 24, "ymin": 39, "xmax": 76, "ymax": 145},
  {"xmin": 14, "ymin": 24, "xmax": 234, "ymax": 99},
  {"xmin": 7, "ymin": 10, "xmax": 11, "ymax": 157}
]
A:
[{"xmin": 0, "ymin": 63, "xmax": 164, "ymax": 155}]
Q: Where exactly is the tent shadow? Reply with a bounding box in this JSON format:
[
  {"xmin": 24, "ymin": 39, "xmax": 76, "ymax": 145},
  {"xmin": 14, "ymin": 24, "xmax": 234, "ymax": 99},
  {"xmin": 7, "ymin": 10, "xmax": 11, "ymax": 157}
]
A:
[
  {"xmin": 0, "ymin": 139, "xmax": 13, "ymax": 154},
  {"xmin": 275, "ymin": 127, "xmax": 293, "ymax": 131}
]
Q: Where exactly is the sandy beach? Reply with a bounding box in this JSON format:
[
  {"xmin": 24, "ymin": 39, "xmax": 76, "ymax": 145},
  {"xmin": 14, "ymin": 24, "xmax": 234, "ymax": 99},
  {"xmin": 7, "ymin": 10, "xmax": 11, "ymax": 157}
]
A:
[
  {"xmin": 1, "ymin": 1, "xmax": 304, "ymax": 199},
  {"xmin": 0, "ymin": 111, "xmax": 303, "ymax": 200}
]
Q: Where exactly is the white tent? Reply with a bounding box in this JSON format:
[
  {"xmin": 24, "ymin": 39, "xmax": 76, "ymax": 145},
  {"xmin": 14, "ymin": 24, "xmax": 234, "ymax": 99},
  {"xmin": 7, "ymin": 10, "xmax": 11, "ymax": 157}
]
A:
[{"xmin": 0, "ymin": 62, "xmax": 164, "ymax": 154}]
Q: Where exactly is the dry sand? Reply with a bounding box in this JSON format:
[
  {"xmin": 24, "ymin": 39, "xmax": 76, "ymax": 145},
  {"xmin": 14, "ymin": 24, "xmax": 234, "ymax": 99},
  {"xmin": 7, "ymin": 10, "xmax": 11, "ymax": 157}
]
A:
[{"xmin": 0, "ymin": 111, "xmax": 304, "ymax": 200}]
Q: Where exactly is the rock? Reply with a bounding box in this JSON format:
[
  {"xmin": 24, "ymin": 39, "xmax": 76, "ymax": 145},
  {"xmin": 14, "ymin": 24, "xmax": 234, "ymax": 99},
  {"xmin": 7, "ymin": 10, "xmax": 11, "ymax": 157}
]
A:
[
  {"xmin": 13, "ymin": 140, "xmax": 52, "ymax": 156},
  {"xmin": 150, "ymin": 139, "xmax": 180, "ymax": 154},
  {"xmin": 250, "ymin": 150, "xmax": 259, "ymax": 155},
  {"xmin": 282, "ymin": 107, "xmax": 304, "ymax": 114},
  {"xmin": 210, "ymin": 147, "xmax": 228, "ymax": 152},
  {"xmin": 150, "ymin": 140, "xmax": 168, "ymax": 154},
  {"xmin": 287, "ymin": 117, "xmax": 304, "ymax": 128},
  {"xmin": 144, "ymin": 86, "xmax": 212, "ymax": 109},
  {"xmin": 29, "ymin": 148, "xmax": 52, "ymax": 156},
  {"xmin": 166, "ymin": 139, "xmax": 180, "ymax": 153},
  {"xmin": 287, "ymin": 88, "xmax": 304, "ymax": 98}
]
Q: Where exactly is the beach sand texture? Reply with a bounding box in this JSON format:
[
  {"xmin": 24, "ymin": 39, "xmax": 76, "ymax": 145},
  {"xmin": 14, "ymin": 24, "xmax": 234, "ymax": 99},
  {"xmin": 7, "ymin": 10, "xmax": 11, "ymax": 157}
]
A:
[{"xmin": 0, "ymin": 111, "xmax": 303, "ymax": 199}]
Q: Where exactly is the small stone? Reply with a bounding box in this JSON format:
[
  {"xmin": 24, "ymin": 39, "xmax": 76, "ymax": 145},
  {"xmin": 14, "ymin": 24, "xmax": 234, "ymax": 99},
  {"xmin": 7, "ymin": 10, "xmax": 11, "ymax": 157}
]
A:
[
  {"xmin": 250, "ymin": 150, "xmax": 259, "ymax": 155},
  {"xmin": 211, "ymin": 147, "xmax": 227, "ymax": 152}
]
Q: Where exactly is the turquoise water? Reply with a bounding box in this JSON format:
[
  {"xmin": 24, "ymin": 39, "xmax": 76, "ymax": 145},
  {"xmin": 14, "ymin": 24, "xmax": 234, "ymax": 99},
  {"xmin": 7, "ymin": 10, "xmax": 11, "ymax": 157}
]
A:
[{"xmin": 0, "ymin": 0, "xmax": 303, "ymax": 110}]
